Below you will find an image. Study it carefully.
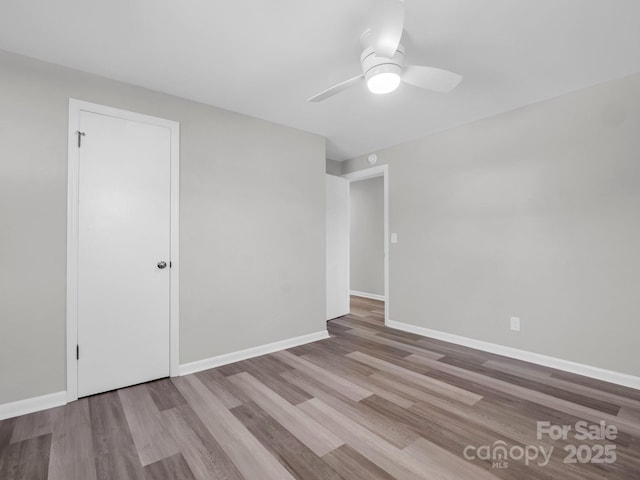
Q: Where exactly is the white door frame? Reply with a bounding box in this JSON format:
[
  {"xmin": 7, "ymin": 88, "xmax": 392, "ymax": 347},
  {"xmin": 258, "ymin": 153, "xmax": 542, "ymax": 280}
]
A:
[
  {"xmin": 342, "ymin": 165, "xmax": 389, "ymax": 323},
  {"xmin": 66, "ymin": 99, "xmax": 180, "ymax": 402}
]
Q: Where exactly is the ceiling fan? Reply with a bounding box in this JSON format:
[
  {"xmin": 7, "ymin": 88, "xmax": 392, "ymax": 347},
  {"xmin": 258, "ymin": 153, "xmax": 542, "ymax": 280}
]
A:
[{"xmin": 308, "ymin": 0, "xmax": 463, "ymax": 102}]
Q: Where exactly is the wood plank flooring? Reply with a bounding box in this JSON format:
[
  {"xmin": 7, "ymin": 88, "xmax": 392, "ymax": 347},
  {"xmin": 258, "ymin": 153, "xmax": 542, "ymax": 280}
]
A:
[{"xmin": 1, "ymin": 295, "xmax": 639, "ymax": 479}]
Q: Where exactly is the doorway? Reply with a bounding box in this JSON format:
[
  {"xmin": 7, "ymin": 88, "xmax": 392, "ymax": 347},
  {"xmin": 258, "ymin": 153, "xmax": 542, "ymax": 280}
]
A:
[
  {"xmin": 349, "ymin": 176, "xmax": 385, "ymax": 298},
  {"xmin": 344, "ymin": 165, "xmax": 389, "ymax": 322},
  {"xmin": 66, "ymin": 99, "xmax": 180, "ymax": 400}
]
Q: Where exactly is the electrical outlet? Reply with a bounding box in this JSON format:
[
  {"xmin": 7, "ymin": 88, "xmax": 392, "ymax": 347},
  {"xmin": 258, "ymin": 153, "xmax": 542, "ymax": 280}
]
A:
[{"xmin": 510, "ymin": 317, "xmax": 521, "ymax": 332}]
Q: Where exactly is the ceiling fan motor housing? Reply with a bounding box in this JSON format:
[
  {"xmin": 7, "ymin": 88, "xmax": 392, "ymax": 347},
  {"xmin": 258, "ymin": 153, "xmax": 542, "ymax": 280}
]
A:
[{"xmin": 360, "ymin": 44, "xmax": 405, "ymax": 81}]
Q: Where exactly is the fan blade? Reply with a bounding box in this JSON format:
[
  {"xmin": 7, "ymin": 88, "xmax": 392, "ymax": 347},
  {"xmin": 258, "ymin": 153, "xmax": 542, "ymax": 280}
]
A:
[
  {"xmin": 402, "ymin": 65, "xmax": 462, "ymax": 92},
  {"xmin": 371, "ymin": 0, "xmax": 405, "ymax": 58},
  {"xmin": 307, "ymin": 74, "xmax": 364, "ymax": 102}
]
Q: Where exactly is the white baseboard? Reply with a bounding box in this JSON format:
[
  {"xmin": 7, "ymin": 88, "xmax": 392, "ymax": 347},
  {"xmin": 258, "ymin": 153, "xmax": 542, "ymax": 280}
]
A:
[
  {"xmin": 350, "ymin": 290, "xmax": 386, "ymax": 302},
  {"xmin": 386, "ymin": 319, "xmax": 640, "ymax": 390},
  {"xmin": 178, "ymin": 330, "xmax": 330, "ymax": 376},
  {"xmin": 0, "ymin": 391, "xmax": 67, "ymax": 421},
  {"xmin": 0, "ymin": 331, "xmax": 331, "ymax": 420}
]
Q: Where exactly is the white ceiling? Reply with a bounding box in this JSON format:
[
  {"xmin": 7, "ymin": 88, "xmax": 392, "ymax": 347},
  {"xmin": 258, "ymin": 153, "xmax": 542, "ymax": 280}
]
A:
[{"xmin": 1, "ymin": 1, "xmax": 640, "ymax": 160}]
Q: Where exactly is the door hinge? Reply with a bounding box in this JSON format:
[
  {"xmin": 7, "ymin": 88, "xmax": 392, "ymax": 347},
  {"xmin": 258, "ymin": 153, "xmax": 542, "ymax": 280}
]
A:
[
  {"xmin": 76, "ymin": 131, "xmax": 85, "ymax": 148},
  {"xmin": 76, "ymin": 344, "xmax": 79, "ymax": 360}
]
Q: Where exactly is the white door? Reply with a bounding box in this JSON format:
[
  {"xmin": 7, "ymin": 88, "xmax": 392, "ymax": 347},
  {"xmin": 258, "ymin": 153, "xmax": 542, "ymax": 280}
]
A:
[
  {"xmin": 77, "ymin": 110, "xmax": 171, "ymax": 397},
  {"xmin": 326, "ymin": 174, "xmax": 350, "ymax": 320}
]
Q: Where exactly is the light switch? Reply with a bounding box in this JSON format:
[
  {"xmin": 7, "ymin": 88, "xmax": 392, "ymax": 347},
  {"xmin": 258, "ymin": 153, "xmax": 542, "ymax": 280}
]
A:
[
  {"xmin": 391, "ymin": 233, "xmax": 398, "ymax": 244},
  {"xmin": 510, "ymin": 317, "xmax": 521, "ymax": 332}
]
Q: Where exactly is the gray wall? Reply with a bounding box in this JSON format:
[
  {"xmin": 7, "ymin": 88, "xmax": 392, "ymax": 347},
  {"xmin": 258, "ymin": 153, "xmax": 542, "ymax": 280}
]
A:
[
  {"xmin": 344, "ymin": 73, "xmax": 640, "ymax": 377},
  {"xmin": 350, "ymin": 177, "xmax": 384, "ymax": 297},
  {"xmin": 326, "ymin": 159, "xmax": 343, "ymax": 176},
  {"xmin": 0, "ymin": 50, "xmax": 326, "ymax": 404}
]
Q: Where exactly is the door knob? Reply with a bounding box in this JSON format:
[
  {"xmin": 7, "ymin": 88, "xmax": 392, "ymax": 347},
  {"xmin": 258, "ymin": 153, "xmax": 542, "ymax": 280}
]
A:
[{"xmin": 157, "ymin": 261, "xmax": 167, "ymax": 269}]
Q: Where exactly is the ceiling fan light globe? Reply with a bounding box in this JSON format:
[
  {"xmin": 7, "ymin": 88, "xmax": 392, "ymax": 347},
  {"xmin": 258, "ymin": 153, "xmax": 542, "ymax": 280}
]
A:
[
  {"xmin": 366, "ymin": 64, "xmax": 402, "ymax": 94},
  {"xmin": 367, "ymin": 72, "xmax": 401, "ymax": 94}
]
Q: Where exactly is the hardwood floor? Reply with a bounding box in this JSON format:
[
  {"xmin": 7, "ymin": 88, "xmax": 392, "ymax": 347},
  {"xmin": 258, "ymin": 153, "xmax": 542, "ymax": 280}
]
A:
[{"xmin": 1, "ymin": 296, "xmax": 639, "ymax": 479}]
